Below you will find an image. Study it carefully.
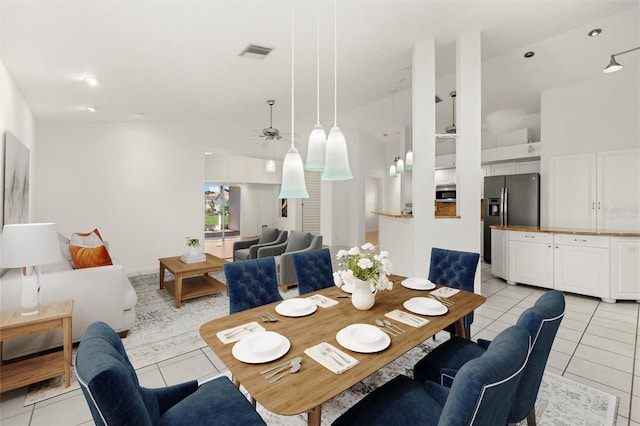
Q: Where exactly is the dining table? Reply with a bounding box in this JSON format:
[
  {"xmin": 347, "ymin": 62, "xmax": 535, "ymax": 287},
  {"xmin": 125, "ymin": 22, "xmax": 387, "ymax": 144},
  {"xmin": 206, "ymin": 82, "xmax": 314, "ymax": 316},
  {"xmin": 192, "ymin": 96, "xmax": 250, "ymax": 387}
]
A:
[{"xmin": 199, "ymin": 274, "xmax": 486, "ymax": 426}]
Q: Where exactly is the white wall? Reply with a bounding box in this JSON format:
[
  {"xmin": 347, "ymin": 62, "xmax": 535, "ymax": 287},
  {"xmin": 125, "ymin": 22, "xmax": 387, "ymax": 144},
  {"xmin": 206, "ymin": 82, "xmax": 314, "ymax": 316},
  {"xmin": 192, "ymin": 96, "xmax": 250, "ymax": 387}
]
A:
[
  {"xmin": 540, "ymin": 60, "xmax": 639, "ymax": 226},
  {"xmin": 36, "ymin": 122, "xmax": 205, "ymax": 273},
  {"xmin": 0, "ymin": 59, "xmax": 38, "ymax": 267}
]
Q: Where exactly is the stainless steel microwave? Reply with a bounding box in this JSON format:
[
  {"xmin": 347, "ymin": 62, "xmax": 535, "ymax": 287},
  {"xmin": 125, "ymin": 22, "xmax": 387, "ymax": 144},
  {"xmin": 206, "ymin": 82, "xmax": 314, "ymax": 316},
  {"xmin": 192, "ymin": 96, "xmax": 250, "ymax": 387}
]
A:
[{"xmin": 435, "ymin": 185, "xmax": 456, "ymax": 202}]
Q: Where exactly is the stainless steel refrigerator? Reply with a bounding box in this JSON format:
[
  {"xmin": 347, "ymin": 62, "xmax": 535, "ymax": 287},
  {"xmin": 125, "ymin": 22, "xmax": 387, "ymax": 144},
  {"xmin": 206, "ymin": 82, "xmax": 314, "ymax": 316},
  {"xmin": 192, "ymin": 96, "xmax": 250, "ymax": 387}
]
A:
[{"xmin": 483, "ymin": 173, "xmax": 540, "ymax": 263}]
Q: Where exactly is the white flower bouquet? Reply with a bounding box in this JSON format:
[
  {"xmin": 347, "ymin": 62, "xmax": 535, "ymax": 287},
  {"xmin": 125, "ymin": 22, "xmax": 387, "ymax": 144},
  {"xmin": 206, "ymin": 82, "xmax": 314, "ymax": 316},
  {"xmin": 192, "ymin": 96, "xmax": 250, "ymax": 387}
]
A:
[{"xmin": 332, "ymin": 243, "xmax": 393, "ymax": 291}]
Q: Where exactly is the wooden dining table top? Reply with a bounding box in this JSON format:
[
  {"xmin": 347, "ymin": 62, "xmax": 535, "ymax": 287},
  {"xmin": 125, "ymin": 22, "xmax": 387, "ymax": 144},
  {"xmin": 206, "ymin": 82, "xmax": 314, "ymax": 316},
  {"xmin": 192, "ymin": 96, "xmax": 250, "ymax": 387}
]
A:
[{"xmin": 199, "ymin": 275, "xmax": 486, "ymax": 421}]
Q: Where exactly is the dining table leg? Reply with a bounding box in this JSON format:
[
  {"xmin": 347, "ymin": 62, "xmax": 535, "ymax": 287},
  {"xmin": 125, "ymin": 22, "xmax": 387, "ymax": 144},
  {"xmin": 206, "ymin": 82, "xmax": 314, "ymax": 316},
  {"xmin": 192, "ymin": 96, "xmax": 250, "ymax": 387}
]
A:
[
  {"xmin": 307, "ymin": 405, "xmax": 321, "ymax": 426},
  {"xmin": 454, "ymin": 318, "xmax": 467, "ymax": 339}
]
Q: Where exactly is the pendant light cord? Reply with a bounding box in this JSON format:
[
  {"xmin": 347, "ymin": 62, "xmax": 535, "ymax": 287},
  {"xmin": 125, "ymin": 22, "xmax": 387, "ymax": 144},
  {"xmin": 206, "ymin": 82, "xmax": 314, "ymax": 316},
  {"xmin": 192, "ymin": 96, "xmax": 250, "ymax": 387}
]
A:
[
  {"xmin": 291, "ymin": 0, "xmax": 295, "ymax": 149},
  {"xmin": 333, "ymin": 0, "xmax": 337, "ymax": 126},
  {"xmin": 316, "ymin": 0, "xmax": 320, "ymax": 125}
]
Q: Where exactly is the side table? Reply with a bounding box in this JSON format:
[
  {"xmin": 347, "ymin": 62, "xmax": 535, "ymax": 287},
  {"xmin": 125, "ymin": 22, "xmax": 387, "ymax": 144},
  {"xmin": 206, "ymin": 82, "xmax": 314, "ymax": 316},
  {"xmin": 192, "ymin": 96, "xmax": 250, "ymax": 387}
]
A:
[{"xmin": 0, "ymin": 300, "xmax": 74, "ymax": 393}]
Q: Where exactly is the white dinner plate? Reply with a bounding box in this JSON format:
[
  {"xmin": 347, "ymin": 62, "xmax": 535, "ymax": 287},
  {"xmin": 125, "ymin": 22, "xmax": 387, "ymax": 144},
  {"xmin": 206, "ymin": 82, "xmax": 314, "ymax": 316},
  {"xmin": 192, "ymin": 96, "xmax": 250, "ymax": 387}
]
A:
[
  {"xmin": 275, "ymin": 298, "xmax": 317, "ymax": 317},
  {"xmin": 403, "ymin": 297, "xmax": 448, "ymax": 316},
  {"xmin": 232, "ymin": 331, "xmax": 291, "ymax": 364},
  {"xmin": 401, "ymin": 278, "xmax": 436, "ymax": 291},
  {"xmin": 336, "ymin": 324, "xmax": 391, "ymax": 353}
]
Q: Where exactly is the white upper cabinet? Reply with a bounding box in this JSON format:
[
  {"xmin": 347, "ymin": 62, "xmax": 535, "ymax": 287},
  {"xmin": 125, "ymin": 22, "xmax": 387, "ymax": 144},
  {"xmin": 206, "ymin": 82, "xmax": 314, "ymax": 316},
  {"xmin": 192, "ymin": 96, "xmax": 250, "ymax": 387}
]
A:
[
  {"xmin": 548, "ymin": 148, "xmax": 640, "ymax": 232},
  {"xmin": 490, "ymin": 162, "xmax": 515, "ymax": 176},
  {"xmin": 515, "ymin": 160, "xmax": 540, "ymax": 174},
  {"xmin": 435, "ymin": 168, "xmax": 456, "ymax": 185}
]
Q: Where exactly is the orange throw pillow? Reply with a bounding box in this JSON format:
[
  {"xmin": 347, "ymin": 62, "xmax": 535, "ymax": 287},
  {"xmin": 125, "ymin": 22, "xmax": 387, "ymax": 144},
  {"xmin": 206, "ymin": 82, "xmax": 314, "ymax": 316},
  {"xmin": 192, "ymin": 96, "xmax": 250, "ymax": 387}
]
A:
[{"xmin": 69, "ymin": 244, "xmax": 113, "ymax": 269}]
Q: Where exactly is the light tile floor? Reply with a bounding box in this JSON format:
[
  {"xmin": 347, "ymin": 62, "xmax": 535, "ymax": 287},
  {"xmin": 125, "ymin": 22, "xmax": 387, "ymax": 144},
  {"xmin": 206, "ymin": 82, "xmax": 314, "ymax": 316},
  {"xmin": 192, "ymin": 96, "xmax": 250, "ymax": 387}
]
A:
[{"xmin": 1, "ymin": 263, "xmax": 638, "ymax": 425}]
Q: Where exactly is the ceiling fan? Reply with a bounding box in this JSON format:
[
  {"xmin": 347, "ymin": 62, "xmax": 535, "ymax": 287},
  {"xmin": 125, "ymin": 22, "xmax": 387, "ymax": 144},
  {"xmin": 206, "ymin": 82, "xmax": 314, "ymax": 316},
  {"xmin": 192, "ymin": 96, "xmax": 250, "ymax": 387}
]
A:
[{"xmin": 257, "ymin": 99, "xmax": 282, "ymax": 141}]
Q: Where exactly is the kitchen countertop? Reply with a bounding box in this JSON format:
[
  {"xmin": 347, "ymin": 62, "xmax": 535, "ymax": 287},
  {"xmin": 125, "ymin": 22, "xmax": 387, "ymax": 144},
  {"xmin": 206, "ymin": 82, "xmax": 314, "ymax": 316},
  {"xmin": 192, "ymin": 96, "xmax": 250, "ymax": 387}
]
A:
[
  {"xmin": 372, "ymin": 211, "xmax": 413, "ymax": 218},
  {"xmin": 490, "ymin": 225, "xmax": 640, "ymax": 237}
]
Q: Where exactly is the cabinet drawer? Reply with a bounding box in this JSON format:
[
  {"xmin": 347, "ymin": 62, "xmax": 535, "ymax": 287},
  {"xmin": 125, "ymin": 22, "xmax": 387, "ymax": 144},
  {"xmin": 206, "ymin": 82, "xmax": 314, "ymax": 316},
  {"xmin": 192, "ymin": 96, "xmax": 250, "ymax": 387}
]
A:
[
  {"xmin": 509, "ymin": 231, "xmax": 553, "ymax": 244},
  {"xmin": 554, "ymin": 234, "xmax": 610, "ymax": 248}
]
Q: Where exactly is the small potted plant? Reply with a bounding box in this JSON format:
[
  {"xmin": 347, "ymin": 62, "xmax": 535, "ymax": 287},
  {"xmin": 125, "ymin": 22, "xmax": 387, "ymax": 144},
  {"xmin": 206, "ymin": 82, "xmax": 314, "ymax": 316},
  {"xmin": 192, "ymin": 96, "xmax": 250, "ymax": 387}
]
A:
[{"xmin": 186, "ymin": 237, "xmax": 200, "ymax": 256}]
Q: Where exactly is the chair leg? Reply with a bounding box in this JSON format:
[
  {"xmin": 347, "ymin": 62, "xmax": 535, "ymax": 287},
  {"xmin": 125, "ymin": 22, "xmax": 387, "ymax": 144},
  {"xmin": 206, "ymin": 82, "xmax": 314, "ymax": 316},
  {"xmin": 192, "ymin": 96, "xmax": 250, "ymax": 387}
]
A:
[{"xmin": 526, "ymin": 407, "xmax": 536, "ymax": 426}]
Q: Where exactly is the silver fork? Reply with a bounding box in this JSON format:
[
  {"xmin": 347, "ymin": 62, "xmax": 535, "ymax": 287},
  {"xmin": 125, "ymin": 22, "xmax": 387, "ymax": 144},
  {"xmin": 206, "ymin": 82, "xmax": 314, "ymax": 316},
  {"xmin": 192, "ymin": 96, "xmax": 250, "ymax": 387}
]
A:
[
  {"xmin": 431, "ymin": 295, "xmax": 454, "ymax": 306},
  {"xmin": 256, "ymin": 314, "xmax": 277, "ymax": 322},
  {"xmin": 397, "ymin": 311, "xmax": 422, "ymax": 324},
  {"xmin": 323, "ymin": 343, "xmax": 350, "ymax": 364},
  {"xmin": 320, "ymin": 348, "xmax": 344, "ymax": 366},
  {"xmin": 223, "ymin": 324, "xmax": 253, "ymax": 337},
  {"xmin": 264, "ymin": 312, "xmax": 280, "ymax": 322}
]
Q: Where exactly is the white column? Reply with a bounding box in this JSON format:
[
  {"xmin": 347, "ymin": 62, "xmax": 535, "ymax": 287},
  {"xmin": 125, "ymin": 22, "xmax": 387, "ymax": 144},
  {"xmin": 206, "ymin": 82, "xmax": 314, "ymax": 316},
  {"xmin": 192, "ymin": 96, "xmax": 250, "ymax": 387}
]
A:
[{"xmin": 411, "ymin": 38, "xmax": 437, "ymax": 277}]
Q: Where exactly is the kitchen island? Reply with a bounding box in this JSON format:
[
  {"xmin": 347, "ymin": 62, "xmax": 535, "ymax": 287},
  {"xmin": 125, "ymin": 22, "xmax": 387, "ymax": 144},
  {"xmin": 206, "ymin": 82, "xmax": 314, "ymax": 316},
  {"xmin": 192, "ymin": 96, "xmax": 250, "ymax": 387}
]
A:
[{"xmin": 490, "ymin": 225, "xmax": 640, "ymax": 302}]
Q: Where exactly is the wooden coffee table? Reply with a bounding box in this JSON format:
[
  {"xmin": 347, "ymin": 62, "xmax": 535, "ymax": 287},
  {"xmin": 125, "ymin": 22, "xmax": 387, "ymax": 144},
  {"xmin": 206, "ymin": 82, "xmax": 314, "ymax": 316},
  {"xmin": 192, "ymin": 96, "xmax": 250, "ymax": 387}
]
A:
[{"xmin": 159, "ymin": 253, "xmax": 227, "ymax": 308}]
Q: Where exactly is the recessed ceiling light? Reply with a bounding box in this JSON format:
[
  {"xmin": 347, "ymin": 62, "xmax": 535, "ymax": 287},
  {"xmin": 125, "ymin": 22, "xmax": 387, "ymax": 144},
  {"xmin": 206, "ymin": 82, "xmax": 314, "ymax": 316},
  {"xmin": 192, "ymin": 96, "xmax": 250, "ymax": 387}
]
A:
[
  {"xmin": 134, "ymin": 112, "xmax": 146, "ymax": 118},
  {"xmin": 524, "ymin": 51, "xmax": 535, "ymax": 58},
  {"xmin": 588, "ymin": 28, "xmax": 602, "ymax": 37},
  {"xmin": 84, "ymin": 77, "xmax": 98, "ymax": 86},
  {"xmin": 84, "ymin": 106, "xmax": 96, "ymax": 112},
  {"xmin": 204, "ymin": 152, "xmax": 213, "ymax": 155}
]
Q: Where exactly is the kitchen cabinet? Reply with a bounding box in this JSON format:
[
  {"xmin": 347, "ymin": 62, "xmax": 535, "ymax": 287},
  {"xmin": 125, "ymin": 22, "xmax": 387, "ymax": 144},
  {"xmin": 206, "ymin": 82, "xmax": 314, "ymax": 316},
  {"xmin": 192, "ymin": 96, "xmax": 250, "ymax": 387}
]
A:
[
  {"xmin": 515, "ymin": 160, "xmax": 540, "ymax": 174},
  {"xmin": 490, "ymin": 162, "xmax": 515, "ymax": 176},
  {"xmin": 490, "ymin": 228, "xmax": 508, "ymax": 279},
  {"xmin": 508, "ymin": 231, "xmax": 554, "ymax": 288},
  {"xmin": 611, "ymin": 237, "xmax": 640, "ymax": 301},
  {"xmin": 553, "ymin": 234, "xmax": 610, "ymax": 300},
  {"xmin": 435, "ymin": 168, "xmax": 456, "ymax": 185},
  {"xmin": 548, "ymin": 148, "xmax": 640, "ymax": 231}
]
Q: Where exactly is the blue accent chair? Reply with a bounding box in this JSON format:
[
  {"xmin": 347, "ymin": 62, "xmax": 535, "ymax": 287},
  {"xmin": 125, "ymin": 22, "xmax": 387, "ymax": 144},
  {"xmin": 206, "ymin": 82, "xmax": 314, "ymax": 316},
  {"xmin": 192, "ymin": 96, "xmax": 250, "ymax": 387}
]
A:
[
  {"xmin": 332, "ymin": 325, "xmax": 530, "ymax": 426},
  {"xmin": 291, "ymin": 248, "xmax": 335, "ymax": 295},
  {"xmin": 76, "ymin": 321, "xmax": 266, "ymax": 426},
  {"xmin": 429, "ymin": 247, "xmax": 480, "ymax": 338},
  {"xmin": 224, "ymin": 257, "xmax": 283, "ymax": 314},
  {"xmin": 414, "ymin": 290, "xmax": 565, "ymax": 426}
]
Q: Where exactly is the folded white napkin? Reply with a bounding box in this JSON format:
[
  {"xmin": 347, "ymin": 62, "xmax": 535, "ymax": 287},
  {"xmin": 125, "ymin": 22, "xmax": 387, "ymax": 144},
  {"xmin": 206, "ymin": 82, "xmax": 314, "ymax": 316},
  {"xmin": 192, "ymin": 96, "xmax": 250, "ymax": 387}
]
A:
[
  {"xmin": 431, "ymin": 287, "xmax": 460, "ymax": 298},
  {"xmin": 385, "ymin": 309, "xmax": 429, "ymax": 328},
  {"xmin": 306, "ymin": 294, "xmax": 339, "ymax": 308},
  {"xmin": 216, "ymin": 322, "xmax": 266, "ymax": 344},
  {"xmin": 304, "ymin": 342, "xmax": 359, "ymax": 374}
]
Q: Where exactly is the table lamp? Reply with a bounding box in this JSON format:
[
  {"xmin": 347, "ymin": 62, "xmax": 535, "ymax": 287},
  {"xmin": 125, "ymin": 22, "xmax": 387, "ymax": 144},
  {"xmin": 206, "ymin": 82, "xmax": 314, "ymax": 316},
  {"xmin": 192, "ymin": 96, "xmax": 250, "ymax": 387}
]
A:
[{"xmin": 1, "ymin": 223, "xmax": 61, "ymax": 315}]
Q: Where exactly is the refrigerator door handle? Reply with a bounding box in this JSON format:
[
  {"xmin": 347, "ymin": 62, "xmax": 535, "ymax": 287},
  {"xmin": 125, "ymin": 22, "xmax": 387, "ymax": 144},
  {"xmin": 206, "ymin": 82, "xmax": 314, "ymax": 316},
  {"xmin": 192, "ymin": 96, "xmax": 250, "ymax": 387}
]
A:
[
  {"xmin": 499, "ymin": 187, "xmax": 505, "ymax": 226},
  {"xmin": 504, "ymin": 187, "xmax": 509, "ymax": 226}
]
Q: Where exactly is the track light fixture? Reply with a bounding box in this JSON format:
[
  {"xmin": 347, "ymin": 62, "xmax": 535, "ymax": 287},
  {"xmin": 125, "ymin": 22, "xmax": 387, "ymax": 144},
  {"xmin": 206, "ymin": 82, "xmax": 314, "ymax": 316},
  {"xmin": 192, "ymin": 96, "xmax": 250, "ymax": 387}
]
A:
[{"xmin": 603, "ymin": 46, "xmax": 640, "ymax": 73}]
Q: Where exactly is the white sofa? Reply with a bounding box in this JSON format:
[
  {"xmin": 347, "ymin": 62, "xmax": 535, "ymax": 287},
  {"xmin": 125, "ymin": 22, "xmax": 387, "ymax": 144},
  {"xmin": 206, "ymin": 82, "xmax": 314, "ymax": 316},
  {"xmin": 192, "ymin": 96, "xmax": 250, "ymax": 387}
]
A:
[{"xmin": 0, "ymin": 252, "xmax": 137, "ymax": 361}]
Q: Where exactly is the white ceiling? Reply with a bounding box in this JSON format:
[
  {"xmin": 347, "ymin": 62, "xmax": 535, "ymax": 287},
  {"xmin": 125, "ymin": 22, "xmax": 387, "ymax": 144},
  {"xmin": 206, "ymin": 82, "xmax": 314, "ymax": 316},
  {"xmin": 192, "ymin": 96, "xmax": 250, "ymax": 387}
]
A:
[{"xmin": 1, "ymin": 0, "xmax": 638, "ymax": 159}]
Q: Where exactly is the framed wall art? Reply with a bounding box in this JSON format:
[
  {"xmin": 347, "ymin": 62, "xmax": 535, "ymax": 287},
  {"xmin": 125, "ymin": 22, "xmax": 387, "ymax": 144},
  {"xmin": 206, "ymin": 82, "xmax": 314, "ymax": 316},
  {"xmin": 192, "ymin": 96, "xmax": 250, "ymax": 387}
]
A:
[{"xmin": 3, "ymin": 131, "xmax": 30, "ymax": 226}]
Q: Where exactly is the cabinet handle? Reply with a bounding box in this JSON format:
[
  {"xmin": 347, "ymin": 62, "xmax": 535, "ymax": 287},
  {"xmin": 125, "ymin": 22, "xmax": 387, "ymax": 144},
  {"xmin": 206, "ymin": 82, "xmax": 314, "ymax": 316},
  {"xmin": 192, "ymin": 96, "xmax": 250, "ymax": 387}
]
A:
[
  {"xmin": 573, "ymin": 238, "xmax": 587, "ymax": 243},
  {"xmin": 547, "ymin": 245, "xmax": 551, "ymax": 248},
  {"xmin": 597, "ymin": 202, "xmax": 601, "ymax": 210},
  {"xmin": 592, "ymin": 202, "xmax": 595, "ymax": 210},
  {"xmin": 525, "ymin": 235, "xmax": 535, "ymax": 238}
]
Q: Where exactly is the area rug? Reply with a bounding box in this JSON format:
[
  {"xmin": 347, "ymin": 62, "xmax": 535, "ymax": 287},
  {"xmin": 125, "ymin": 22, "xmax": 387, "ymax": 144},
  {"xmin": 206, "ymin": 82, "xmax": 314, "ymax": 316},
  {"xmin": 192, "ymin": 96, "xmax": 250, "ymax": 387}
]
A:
[{"xmin": 25, "ymin": 273, "xmax": 619, "ymax": 426}]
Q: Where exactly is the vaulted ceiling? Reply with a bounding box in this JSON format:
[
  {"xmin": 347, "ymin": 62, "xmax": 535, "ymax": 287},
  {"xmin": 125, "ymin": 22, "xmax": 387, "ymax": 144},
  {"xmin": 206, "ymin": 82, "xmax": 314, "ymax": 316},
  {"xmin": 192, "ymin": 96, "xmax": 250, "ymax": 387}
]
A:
[{"xmin": 1, "ymin": 0, "xmax": 638, "ymax": 159}]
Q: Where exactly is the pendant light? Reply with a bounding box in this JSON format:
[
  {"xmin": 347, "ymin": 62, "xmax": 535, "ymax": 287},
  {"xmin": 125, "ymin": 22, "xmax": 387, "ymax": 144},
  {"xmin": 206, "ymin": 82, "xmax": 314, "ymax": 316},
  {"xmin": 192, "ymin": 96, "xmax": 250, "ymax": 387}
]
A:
[
  {"xmin": 405, "ymin": 150, "xmax": 413, "ymax": 170},
  {"xmin": 603, "ymin": 46, "xmax": 640, "ymax": 73},
  {"xmin": 321, "ymin": 0, "xmax": 353, "ymax": 181},
  {"xmin": 279, "ymin": 0, "xmax": 308, "ymax": 199},
  {"xmin": 305, "ymin": 0, "xmax": 326, "ymax": 171}
]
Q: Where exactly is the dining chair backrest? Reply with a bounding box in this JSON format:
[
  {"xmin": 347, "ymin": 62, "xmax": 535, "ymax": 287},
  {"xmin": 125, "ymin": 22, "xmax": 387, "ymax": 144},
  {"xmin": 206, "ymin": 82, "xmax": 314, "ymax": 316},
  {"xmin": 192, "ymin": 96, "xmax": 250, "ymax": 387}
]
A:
[
  {"xmin": 428, "ymin": 247, "xmax": 480, "ymax": 336},
  {"xmin": 224, "ymin": 257, "xmax": 283, "ymax": 314},
  {"xmin": 435, "ymin": 325, "xmax": 530, "ymax": 426},
  {"xmin": 76, "ymin": 322, "xmax": 267, "ymax": 426},
  {"xmin": 291, "ymin": 248, "xmax": 335, "ymax": 295},
  {"xmin": 508, "ymin": 289, "xmax": 565, "ymax": 423}
]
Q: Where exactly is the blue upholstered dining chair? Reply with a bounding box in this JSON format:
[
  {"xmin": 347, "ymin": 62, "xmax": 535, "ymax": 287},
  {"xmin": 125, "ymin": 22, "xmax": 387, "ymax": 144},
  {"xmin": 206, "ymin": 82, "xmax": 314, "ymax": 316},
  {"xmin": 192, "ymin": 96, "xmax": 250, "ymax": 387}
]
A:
[
  {"xmin": 429, "ymin": 247, "xmax": 480, "ymax": 338},
  {"xmin": 224, "ymin": 256, "xmax": 283, "ymax": 314},
  {"xmin": 414, "ymin": 290, "xmax": 565, "ymax": 426},
  {"xmin": 332, "ymin": 325, "xmax": 530, "ymax": 426},
  {"xmin": 291, "ymin": 248, "xmax": 335, "ymax": 295},
  {"xmin": 75, "ymin": 321, "xmax": 266, "ymax": 426}
]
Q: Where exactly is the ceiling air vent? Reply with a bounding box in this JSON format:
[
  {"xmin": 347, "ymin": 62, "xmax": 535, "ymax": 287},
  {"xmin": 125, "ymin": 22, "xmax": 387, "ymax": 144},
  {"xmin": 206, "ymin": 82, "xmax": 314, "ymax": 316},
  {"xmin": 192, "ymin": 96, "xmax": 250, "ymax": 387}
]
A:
[{"xmin": 239, "ymin": 44, "xmax": 274, "ymax": 60}]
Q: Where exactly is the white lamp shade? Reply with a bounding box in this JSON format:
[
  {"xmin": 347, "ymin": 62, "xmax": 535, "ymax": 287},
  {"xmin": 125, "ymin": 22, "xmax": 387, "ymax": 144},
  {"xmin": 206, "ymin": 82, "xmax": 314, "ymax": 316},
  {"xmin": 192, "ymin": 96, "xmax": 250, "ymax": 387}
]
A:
[
  {"xmin": 322, "ymin": 126, "xmax": 353, "ymax": 180},
  {"xmin": 265, "ymin": 159, "xmax": 276, "ymax": 173},
  {"xmin": 279, "ymin": 146, "xmax": 309, "ymax": 199},
  {"xmin": 603, "ymin": 56, "xmax": 623, "ymax": 73},
  {"xmin": 305, "ymin": 124, "xmax": 327, "ymax": 171},
  {"xmin": 1, "ymin": 223, "xmax": 61, "ymax": 267},
  {"xmin": 396, "ymin": 158, "xmax": 405, "ymax": 174},
  {"xmin": 389, "ymin": 164, "xmax": 397, "ymax": 177},
  {"xmin": 405, "ymin": 151, "xmax": 413, "ymax": 170}
]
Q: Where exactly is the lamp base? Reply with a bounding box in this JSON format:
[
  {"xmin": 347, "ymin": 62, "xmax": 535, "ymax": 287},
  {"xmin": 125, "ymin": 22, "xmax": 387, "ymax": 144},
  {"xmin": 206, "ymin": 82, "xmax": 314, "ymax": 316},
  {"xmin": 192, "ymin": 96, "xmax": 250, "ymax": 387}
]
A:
[{"xmin": 21, "ymin": 272, "xmax": 40, "ymax": 316}]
